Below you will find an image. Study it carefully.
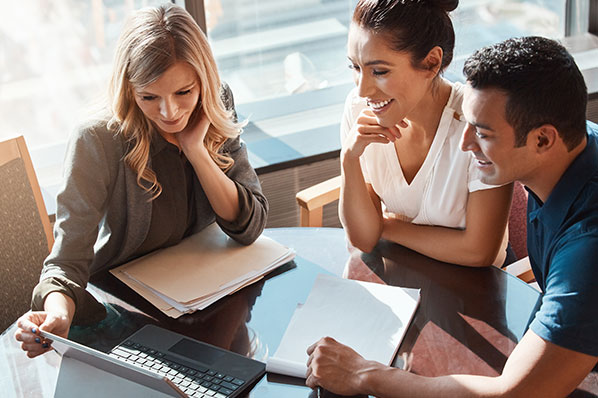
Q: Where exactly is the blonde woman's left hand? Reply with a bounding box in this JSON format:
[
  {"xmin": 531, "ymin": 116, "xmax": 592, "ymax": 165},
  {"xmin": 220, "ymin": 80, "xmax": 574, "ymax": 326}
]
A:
[{"xmin": 178, "ymin": 109, "xmax": 211, "ymax": 157}]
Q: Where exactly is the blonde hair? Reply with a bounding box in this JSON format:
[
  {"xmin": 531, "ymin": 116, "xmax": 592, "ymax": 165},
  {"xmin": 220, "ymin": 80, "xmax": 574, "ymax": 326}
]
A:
[{"xmin": 107, "ymin": 4, "xmax": 243, "ymax": 199}]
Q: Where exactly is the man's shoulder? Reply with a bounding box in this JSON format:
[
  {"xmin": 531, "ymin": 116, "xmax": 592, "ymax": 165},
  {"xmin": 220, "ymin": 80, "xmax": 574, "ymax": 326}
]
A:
[
  {"xmin": 573, "ymin": 142, "xmax": 598, "ymax": 214},
  {"xmin": 548, "ymin": 211, "xmax": 598, "ymax": 287},
  {"xmin": 553, "ymin": 121, "xmax": 598, "ymax": 223},
  {"xmin": 556, "ymin": 173, "xmax": 598, "ymax": 246}
]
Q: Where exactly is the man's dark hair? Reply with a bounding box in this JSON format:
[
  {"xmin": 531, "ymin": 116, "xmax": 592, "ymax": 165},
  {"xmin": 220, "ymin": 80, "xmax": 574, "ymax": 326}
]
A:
[{"xmin": 463, "ymin": 36, "xmax": 587, "ymax": 150}]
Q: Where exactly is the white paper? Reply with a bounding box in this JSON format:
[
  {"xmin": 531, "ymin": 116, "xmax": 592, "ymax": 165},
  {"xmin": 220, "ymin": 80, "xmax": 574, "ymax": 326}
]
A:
[{"xmin": 266, "ymin": 274, "xmax": 420, "ymax": 378}]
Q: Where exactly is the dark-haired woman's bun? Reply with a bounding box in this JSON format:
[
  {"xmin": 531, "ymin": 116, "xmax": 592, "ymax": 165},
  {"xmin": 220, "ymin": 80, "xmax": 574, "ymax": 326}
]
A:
[{"xmin": 430, "ymin": 0, "xmax": 458, "ymax": 12}]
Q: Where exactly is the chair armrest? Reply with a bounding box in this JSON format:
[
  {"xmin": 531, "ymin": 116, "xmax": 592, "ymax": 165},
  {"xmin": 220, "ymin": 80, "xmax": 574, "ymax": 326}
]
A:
[
  {"xmin": 296, "ymin": 175, "xmax": 341, "ymax": 210},
  {"xmin": 296, "ymin": 176, "xmax": 341, "ymax": 227}
]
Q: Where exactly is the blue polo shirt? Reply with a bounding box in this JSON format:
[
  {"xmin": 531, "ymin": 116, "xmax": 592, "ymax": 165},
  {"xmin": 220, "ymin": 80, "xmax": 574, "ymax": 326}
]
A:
[{"xmin": 527, "ymin": 121, "xmax": 598, "ymax": 356}]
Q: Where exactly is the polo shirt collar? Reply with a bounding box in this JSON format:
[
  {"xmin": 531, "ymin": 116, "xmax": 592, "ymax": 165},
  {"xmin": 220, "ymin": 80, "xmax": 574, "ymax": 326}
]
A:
[{"xmin": 527, "ymin": 129, "xmax": 598, "ymax": 229}]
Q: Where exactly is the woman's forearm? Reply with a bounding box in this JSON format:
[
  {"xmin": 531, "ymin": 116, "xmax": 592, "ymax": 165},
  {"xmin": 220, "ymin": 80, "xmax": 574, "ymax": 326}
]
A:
[
  {"xmin": 381, "ymin": 219, "xmax": 498, "ymax": 266},
  {"xmin": 187, "ymin": 149, "xmax": 241, "ymax": 222},
  {"xmin": 381, "ymin": 186, "xmax": 512, "ymax": 266},
  {"xmin": 43, "ymin": 291, "xmax": 76, "ymax": 324},
  {"xmin": 339, "ymin": 153, "xmax": 383, "ymax": 252}
]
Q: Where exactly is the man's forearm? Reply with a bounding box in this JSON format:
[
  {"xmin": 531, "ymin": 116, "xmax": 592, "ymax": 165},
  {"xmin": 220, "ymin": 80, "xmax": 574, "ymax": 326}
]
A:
[
  {"xmin": 360, "ymin": 330, "xmax": 598, "ymax": 398},
  {"xmin": 361, "ymin": 365, "xmax": 504, "ymax": 398}
]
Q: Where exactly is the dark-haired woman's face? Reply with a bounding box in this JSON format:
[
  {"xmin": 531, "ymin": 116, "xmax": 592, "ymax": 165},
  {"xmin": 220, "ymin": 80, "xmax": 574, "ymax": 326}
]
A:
[{"xmin": 347, "ymin": 24, "xmax": 435, "ymax": 128}]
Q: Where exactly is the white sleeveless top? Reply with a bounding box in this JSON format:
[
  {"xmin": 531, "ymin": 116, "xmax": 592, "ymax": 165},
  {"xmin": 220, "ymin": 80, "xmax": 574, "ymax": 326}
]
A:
[{"xmin": 340, "ymin": 82, "xmax": 507, "ymax": 265}]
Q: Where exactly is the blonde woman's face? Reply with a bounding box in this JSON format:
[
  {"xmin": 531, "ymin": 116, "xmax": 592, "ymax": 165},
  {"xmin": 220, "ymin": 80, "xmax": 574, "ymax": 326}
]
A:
[{"xmin": 134, "ymin": 61, "xmax": 201, "ymax": 135}]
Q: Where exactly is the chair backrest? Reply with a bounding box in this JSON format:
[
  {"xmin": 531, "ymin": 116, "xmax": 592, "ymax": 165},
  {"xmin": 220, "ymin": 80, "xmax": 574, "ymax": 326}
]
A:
[
  {"xmin": 0, "ymin": 136, "xmax": 53, "ymax": 331},
  {"xmin": 508, "ymin": 181, "xmax": 528, "ymax": 260}
]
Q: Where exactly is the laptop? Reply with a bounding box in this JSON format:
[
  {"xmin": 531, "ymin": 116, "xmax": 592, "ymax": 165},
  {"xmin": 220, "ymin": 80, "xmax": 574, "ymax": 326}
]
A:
[{"xmin": 40, "ymin": 324, "xmax": 265, "ymax": 398}]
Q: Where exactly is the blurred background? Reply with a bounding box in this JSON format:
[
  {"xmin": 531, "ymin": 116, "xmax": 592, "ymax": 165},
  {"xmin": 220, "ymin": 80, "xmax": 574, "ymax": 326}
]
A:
[{"xmin": 1, "ymin": 0, "xmax": 596, "ymax": 225}]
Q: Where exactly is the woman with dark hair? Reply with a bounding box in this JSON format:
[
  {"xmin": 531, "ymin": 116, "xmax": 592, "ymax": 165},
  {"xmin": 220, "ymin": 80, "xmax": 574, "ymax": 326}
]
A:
[{"xmin": 339, "ymin": 0, "xmax": 512, "ymax": 266}]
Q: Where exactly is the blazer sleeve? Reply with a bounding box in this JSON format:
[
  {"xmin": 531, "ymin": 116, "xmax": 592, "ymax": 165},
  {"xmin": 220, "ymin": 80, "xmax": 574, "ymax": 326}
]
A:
[
  {"xmin": 215, "ymin": 83, "xmax": 268, "ymax": 245},
  {"xmin": 31, "ymin": 123, "xmax": 119, "ymax": 323}
]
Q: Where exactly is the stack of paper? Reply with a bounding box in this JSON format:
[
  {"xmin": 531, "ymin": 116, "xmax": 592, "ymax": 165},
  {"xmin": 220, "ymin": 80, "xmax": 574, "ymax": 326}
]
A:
[
  {"xmin": 110, "ymin": 223, "xmax": 295, "ymax": 318},
  {"xmin": 266, "ymin": 274, "xmax": 420, "ymax": 378}
]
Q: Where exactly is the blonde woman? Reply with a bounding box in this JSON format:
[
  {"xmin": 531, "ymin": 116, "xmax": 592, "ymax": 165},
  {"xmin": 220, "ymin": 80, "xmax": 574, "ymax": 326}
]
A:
[{"xmin": 15, "ymin": 4, "xmax": 268, "ymax": 357}]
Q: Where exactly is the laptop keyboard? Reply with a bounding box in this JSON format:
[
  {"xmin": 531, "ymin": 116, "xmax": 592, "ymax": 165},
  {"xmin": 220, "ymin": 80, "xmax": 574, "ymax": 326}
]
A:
[{"xmin": 108, "ymin": 340, "xmax": 246, "ymax": 398}]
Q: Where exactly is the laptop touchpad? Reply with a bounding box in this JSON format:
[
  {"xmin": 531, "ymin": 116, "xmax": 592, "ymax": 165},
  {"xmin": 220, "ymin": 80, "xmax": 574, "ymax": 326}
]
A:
[{"xmin": 169, "ymin": 338, "xmax": 225, "ymax": 365}]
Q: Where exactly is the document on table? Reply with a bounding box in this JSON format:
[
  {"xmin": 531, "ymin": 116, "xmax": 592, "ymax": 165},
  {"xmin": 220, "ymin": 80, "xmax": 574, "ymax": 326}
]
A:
[
  {"xmin": 266, "ymin": 274, "xmax": 420, "ymax": 378},
  {"xmin": 110, "ymin": 223, "xmax": 295, "ymax": 318}
]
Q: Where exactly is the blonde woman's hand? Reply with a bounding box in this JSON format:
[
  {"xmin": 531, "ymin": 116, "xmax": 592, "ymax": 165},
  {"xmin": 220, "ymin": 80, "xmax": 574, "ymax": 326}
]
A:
[
  {"xmin": 178, "ymin": 109, "xmax": 211, "ymax": 159},
  {"xmin": 14, "ymin": 311, "xmax": 71, "ymax": 358},
  {"xmin": 342, "ymin": 108, "xmax": 406, "ymax": 161}
]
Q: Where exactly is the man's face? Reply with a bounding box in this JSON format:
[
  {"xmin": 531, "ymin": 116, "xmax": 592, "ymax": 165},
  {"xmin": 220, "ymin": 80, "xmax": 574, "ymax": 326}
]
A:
[{"xmin": 460, "ymin": 85, "xmax": 538, "ymax": 186}]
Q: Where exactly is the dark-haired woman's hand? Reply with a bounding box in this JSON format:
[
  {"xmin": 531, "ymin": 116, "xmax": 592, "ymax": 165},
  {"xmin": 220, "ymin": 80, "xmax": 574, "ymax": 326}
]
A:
[{"xmin": 342, "ymin": 108, "xmax": 405, "ymax": 161}]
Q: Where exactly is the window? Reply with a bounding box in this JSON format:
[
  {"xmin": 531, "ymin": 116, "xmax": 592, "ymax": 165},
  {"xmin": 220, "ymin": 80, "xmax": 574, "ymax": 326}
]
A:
[
  {"xmin": 0, "ymin": 0, "xmax": 168, "ymax": 209},
  {"xmin": 0, "ymin": 1, "xmax": 586, "ymax": 152},
  {"xmin": 207, "ymin": 0, "xmax": 568, "ymax": 102},
  {"xmin": 0, "ymin": 0, "xmax": 594, "ymax": 212},
  {"xmin": 447, "ymin": 0, "xmax": 568, "ymax": 82},
  {"xmin": 203, "ymin": 0, "xmax": 572, "ymax": 168},
  {"xmin": 0, "ymin": 1, "xmax": 170, "ymax": 147},
  {"xmin": 203, "ymin": 0, "xmax": 358, "ymax": 168}
]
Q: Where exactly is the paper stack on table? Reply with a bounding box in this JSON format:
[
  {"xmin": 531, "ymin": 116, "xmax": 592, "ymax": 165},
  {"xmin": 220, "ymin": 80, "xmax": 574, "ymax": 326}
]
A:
[
  {"xmin": 266, "ymin": 273, "xmax": 420, "ymax": 378},
  {"xmin": 110, "ymin": 223, "xmax": 295, "ymax": 318}
]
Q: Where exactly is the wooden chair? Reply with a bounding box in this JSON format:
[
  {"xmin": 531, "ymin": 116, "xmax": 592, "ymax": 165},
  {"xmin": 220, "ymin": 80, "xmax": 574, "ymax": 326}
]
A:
[
  {"xmin": 296, "ymin": 176, "xmax": 536, "ymax": 283},
  {"xmin": 0, "ymin": 136, "xmax": 54, "ymax": 331},
  {"xmin": 296, "ymin": 175, "xmax": 341, "ymax": 227}
]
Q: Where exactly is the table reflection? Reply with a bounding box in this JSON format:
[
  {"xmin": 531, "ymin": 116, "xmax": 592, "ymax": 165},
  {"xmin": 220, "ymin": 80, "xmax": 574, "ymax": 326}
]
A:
[
  {"xmin": 344, "ymin": 239, "xmax": 541, "ymax": 377},
  {"xmin": 3, "ymin": 228, "xmax": 595, "ymax": 397}
]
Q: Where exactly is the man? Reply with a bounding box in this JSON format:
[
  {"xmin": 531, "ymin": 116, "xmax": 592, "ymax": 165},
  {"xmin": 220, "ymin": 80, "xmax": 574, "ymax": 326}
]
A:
[{"xmin": 306, "ymin": 36, "xmax": 598, "ymax": 397}]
